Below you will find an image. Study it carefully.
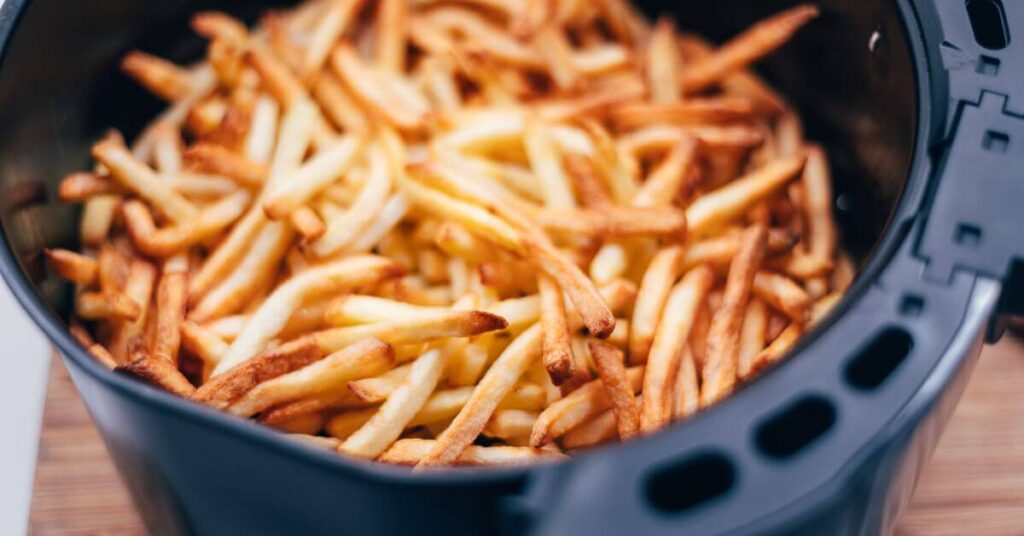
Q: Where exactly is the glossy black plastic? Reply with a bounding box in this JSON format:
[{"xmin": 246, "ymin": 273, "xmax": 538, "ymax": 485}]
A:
[{"xmin": 0, "ymin": 0, "xmax": 1011, "ymax": 534}]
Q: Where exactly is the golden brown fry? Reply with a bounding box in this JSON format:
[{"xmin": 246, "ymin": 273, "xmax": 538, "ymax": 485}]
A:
[
  {"xmin": 45, "ymin": 249, "xmax": 98, "ymax": 286},
  {"xmin": 300, "ymin": 0, "xmax": 368, "ymax": 82},
  {"xmin": 640, "ymin": 265, "xmax": 715, "ymax": 434},
  {"xmin": 263, "ymin": 135, "xmax": 364, "ymax": 219},
  {"xmin": 672, "ymin": 346, "xmax": 700, "ymax": 420},
  {"xmin": 742, "ymin": 323, "xmax": 802, "ymax": 380},
  {"xmin": 588, "ymin": 340, "xmax": 640, "ymax": 440},
  {"xmin": 122, "ymin": 51, "xmax": 194, "ymax": 102},
  {"xmin": 752, "ymin": 271, "xmax": 811, "ymax": 323},
  {"xmin": 632, "ymin": 135, "xmax": 699, "ymax": 208},
  {"xmin": 534, "ymin": 24, "xmax": 581, "ymax": 92},
  {"xmin": 561, "ymin": 408, "xmax": 618, "ymax": 450},
  {"xmin": 376, "ymin": 0, "xmax": 407, "ymax": 72},
  {"xmin": 737, "ymin": 298, "xmax": 769, "ymax": 379},
  {"xmin": 538, "ymin": 274, "xmax": 575, "ymax": 385},
  {"xmin": 646, "ymin": 17, "xmax": 682, "ymax": 104},
  {"xmin": 530, "ymin": 366, "xmax": 643, "ymax": 447},
  {"xmin": 58, "ymin": 172, "xmax": 122, "ymax": 201},
  {"xmin": 122, "ymin": 191, "xmax": 251, "ymax": 257},
  {"xmin": 152, "ymin": 259, "xmax": 188, "ymax": 364},
  {"xmin": 228, "ymin": 338, "xmax": 394, "ymax": 417},
  {"xmin": 686, "ymin": 153, "xmax": 807, "ymax": 235},
  {"xmin": 701, "ymin": 224, "xmax": 768, "ymax": 407},
  {"xmin": 610, "ymin": 98, "xmax": 756, "ymax": 131},
  {"xmin": 183, "ymin": 143, "xmax": 267, "ymax": 186},
  {"xmin": 115, "ymin": 349, "xmax": 196, "ymax": 397},
  {"xmin": 75, "ymin": 291, "xmax": 141, "ymax": 321},
  {"xmin": 682, "ymin": 5, "xmax": 820, "ymax": 93}
]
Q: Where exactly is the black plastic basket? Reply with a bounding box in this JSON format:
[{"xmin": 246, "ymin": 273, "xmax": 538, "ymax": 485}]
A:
[{"xmin": 1, "ymin": 1, "xmax": 1022, "ymax": 534}]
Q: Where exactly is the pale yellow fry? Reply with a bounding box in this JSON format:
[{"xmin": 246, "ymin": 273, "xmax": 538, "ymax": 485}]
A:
[
  {"xmin": 212, "ymin": 256, "xmax": 403, "ymax": 376},
  {"xmin": 484, "ymin": 409, "xmax": 539, "ymax": 440},
  {"xmin": 417, "ymin": 323, "xmax": 543, "ymax": 467},
  {"xmin": 743, "ymin": 323, "xmax": 803, "ymax": 380},
  {"xmin": 629, "ymin": 245, "xmax": 684, "ymax": 364},
  {"xmin": 92, "ymin": 139, "xmax": 198, "ymax": 223},
  {"xmin": 640, "ymin": 265, "xmax": 715, "ymax": 434},
  {"xmin": 300, "ymin": 0, "xmax": 368, "ymax": 81},
  {"xmin": 347, "ymin": 363, "xmax": 412, "ymax": 403},
  {"xmin": 524, "ymin": 115, "xmax": 577, "ymax": 208},
  {"xmin": 325, "ymin": 295, "xmax": 449, "ymax": 325},
  {"xmin": 341, "ymin": 349, "xmax": 445, "ymax": 458},
  {"xmin": 311, "ymin": 144, "xmax": 392, "ymax": 256},
  {"xmin": 647, "ymin": 17, "xmax": 682, "ymax": 104},
  {"xmin": 263, "ymin": 135, "xmax": 363, "ymax": 219},
  {"xmin": 311, "ymin": 310, "xmax": 508, "ymax": 355},
  {"xmin": 229, "ymin": 338, "xmax": 393, "ymax": 417}
]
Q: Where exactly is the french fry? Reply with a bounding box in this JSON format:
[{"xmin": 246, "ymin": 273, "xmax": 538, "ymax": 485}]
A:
[
  {"xmin": 347, "ymin": 363, "xmax": 413, "ymax": 403},
  {"xmin": 588, "ymin": 340, "xmax": 640, "ymax": 440},
  {"xmin": 380, "ymin": 438, "xmax": 565, "ymax": 466},
  {"xmin": 325, "ymin": 295, "xmax": 449, "ymax": 326},
  {"xmin": 530, "ymin": 366, "xmax": 643, "ymax": 446},
  {"xmin": 109, "ymin": 259, "xmax": 158, "ymax": 362},
  {"xmin": 682, "ymin": 5, "xmax": 820, "ymax": 93},
  {"xmin": 122, "ymin": 191, "xmax": 251, "ymax": 257},
  {"xmin": 640, "ymin": 265, "xmax": 714, "ymax": 434},
  {"xmin": 300, "ymin": 0, "xmax": 368, "ymax": 82},
  {"xmin": 672, "ymin": 346, "xmax": 700, "ymax": 420},
  {"xmin": 631, "ymin": 135, "xmax": 698, "ymax": 208},
  {"xmin": 183, "ymin": 143, "xmax": 267, "ymax": 186},
  {"xmin": 212, "ymin": 256, "xmax": 404, "ymax": 376},
  {"xmin": 181, "ymin": 320, "xmax": 230, "ymax": 367},
  {"xmin": 534, "ymin": 24, "xmax": 581, "ymax": 91},
  {"xmin": 331, "ymin": 45, "xmax": 429, "ymax": 131},
  {"xmin": 629, "ymin": 245, "xmax": 683, "ymax": 364},
  {"xmin": 484, "ymin": 409, "xmax": 539, "ymax": 440},
  {"xmin": 610, "ymin": 99, "xmax": 757, "ymax": 131},
  {"xmin": 311, "ymin": 143, "xmax": 393, "ymax": 256},
  {"xmin": 45, "ymin": 249, "xmax": 98, "ymax": 286},
  {"xmin": 263, "ymin": 135, "xmax": 363, "ymax": 219},
  {"xmin": 58, "ymin": 172, "xmax": 122, "ymax": 201},
  {"xmin": 92, "ymin": 137, "xmax": 199, "ymax": 224},
  {"xmin": 229, "ymin": 338, "xmax": 394, "ymax": 417},
  {"xmin": 152, "ymin": 259, "xmax": 188, "ymax": 364},
  {"xmin": 752, "ymin": 271, "xmax": 811, "ymax": 323},
  {"xmin": 742, "ymin": 323, "xmax": 802, "ymax": 380},
  {"xmin": 701, "ymin": 224, "xmax": 767, "ymax": 406},
  {"xmin": 75, "ymin": 291, "xmax": 141, "ymax": 321},
  {"xmin": 686, "ymin": 153, "xmax": 807, "ymax": 235},
  {"xmin": 309, "ymin": 309, "xmax": 508, "ymax": 357},
  {"xmin": 646, "ymin": 17, "xmax": 681, "ymax": 104},
  {"xmin": 561, "ymin": 408, "xmax": 618, "ymax": 450},
  {"xmin": 524, "ymin": 115, "xmax": 577, "ymax": 209},
  {"xmin": 538, "ymin": 274, "xmax": 575, "ymax": 385},
  {"xmin": 116, "ymin": 347, "xmax": 197, "ymax": 397},
  {"xmin": 376, "ymin": 0, "xmax": 408, "ymax": 73},
  {"xmin": 341, "ymin": 349, "xmax": 446, "ymax": 458},
  {"xmin": 737, "ymin": 298, "xmax": 769, "ymax": 381},
  {"xmin": 122, "ymin": 51, "xmax": 194, "ymax": 102}
]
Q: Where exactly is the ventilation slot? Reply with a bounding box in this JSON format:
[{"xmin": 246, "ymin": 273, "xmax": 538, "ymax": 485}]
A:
[
  {"xmin": 845, "ymin": 327, "xmax": 913, "ymax": 390},
  {"xmin": 966, "ymin": 0, "xmax": 1010, "ymax": 50},
  {"xmin": 646, "ymin": 452, "xmax": 735, "ymax": 513},
  {"xmin": 755, "ymin": 396, "xmax": 836, "ymax": 459}
]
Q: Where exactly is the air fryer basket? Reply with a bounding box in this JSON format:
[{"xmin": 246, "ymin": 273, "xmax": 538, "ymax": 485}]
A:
[{"xmin": 0, "ymin": 0, "xmax": 1021, "ymax": 534}]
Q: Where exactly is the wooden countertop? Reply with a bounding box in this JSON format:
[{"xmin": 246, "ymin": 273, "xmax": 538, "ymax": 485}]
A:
[{"xmin": 29, "ymin": 337, "xmax": 1024, "ymax": 535}]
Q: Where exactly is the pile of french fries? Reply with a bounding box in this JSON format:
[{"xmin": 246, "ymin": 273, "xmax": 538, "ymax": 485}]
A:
[{"xmin": 47, "ymin": 0, "xmax": 853, "ymax": 468}]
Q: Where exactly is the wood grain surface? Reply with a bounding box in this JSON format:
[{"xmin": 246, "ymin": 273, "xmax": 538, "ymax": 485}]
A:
[{"xmin": 29, "ymin": 337, "xmax": 1024, "ymax": 535}]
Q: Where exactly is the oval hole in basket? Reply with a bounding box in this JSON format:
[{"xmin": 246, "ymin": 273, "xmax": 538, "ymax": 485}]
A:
[
  {"xmin": 645, "ymin": 451, "xmax": 736, "ymax": 514},
  {"xmin": 844, "ymin": 326, "xmax": 914, "ymax": 391},
  {"xmin": 966, "ymin": 0, "xmax": 1010, "ymax": 50},
  {"xmin": 754, "ymin": 395, "xmax": 836, "ymax": 460}
]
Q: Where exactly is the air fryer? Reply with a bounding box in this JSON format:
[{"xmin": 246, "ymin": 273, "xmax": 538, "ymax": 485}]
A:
[{"xmin": 0, "ymin": 0, "xmax": 1021, "ymax": 535}]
